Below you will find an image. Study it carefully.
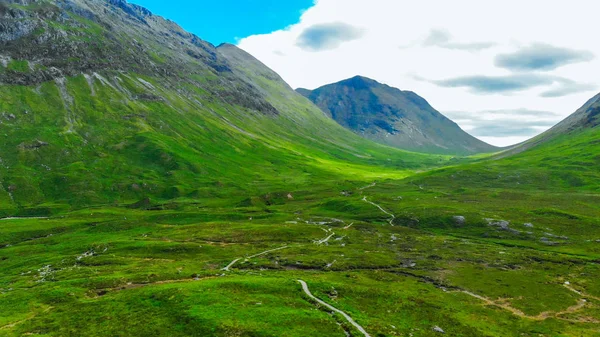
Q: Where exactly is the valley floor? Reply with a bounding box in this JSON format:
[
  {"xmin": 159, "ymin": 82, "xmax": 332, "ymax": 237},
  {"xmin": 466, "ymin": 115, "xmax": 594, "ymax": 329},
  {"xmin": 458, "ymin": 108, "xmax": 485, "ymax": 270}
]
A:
[{"xmin": 1, "ymin": 179, "xmax": 599, "ymax": 337}]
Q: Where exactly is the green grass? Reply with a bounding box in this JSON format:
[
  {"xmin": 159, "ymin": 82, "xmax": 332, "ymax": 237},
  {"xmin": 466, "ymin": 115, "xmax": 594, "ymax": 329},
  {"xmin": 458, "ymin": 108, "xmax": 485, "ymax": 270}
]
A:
[
  {"xmin": 6, "ymin": 60, "xmax": 29, "ymax": 73},
  {"xmin": 1, "ymin": 59, "xmax": 599, "ymax": 337},
  {"xmin": 1, "ymin": 188, "xmax": 599, "ymax": 336}
]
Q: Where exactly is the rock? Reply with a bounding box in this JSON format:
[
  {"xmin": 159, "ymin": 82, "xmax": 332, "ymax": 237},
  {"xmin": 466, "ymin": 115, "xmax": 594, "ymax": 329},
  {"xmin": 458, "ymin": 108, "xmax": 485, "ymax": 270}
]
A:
[
  {"xmin": 540, "ymin": 237, "xmax": 558, "ymax": 246},
  {"xmin": 433, "ymin": 326, "xmax": 445, "ymax": 333},
  {"xmin": 2, "ymin": 113, "xmax": 16, "ymax": 120},
  {"xmin": 524, "ymin": 223, "xmax": 534, "ymax": 228},
  {"xmin": 496, "ymin": 220, "xmax": 510, "ymax": 230},
  {"xmin": 544, "ymin": 232, "xmax": 569, "ymax": 240},
  {"xmin": 453, "ymin": 216, "xmax": 466, "ymax": 225},
  {"xmin": 0, "ymin": 19, "xmax": 38, "ymax": 43},
  {"xmin": 133, "ymin": 93, "xmax": 164, "ymax": 102},
  {"xmin": 18, "ymin": 140, "xmax": 49, "ymax": 150},
  {"xmin": 486, "ymin": 218, "xmax": 521, "ymax": 234}
]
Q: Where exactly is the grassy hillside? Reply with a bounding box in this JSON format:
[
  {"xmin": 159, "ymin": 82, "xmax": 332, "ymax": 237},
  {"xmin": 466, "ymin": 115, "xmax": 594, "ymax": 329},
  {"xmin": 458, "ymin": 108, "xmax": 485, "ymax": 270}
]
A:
[{"xmin": 0, "ymin": 0, "xmax": 450, "ymax": 215}]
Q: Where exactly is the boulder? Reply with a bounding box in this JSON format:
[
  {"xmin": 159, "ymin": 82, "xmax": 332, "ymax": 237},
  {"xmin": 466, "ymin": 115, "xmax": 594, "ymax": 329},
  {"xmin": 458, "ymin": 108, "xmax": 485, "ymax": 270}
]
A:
[{"xmin": 453, "ymin": 216, "xmax": 466, "ymax": 225}]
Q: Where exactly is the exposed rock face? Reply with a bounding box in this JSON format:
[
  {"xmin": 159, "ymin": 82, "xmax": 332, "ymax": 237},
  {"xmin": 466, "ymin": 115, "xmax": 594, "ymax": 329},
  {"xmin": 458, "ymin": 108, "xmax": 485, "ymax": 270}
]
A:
[
  {"xmin": 0, "ymin": 0, "xmax": 278, "ymax": 114},
  {"xmin": 298, "ymin": 76, "xmax": 498, "ymax": 155}
]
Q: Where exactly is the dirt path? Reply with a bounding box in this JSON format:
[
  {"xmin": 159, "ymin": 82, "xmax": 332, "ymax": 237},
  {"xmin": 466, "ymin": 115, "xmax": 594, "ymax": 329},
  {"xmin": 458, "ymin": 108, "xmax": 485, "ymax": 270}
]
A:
[
  {"xmin": 362, "ymin": 197, "xmax": 395, "ymax": 225},
  {"xmin": 91, "ymin": 276, "xmax": 218, "ymax": 297},
  {"xmin": 359, "ymin": 182, "xmax": 377, "ymax": 191},
  {"xmin": 0, "ymin": 217, "xmax": 48, "ymax": 221},
  {"xmin": 222, "ymin": 246, "xmax": 290, "ymax": 271},
  {"xmin": 297, "ymin": 280, "xmax": 371, "ymax": 337},
  {"xmin": 564, "ymin": 283, "xmax": 600, "ymax": 302},
  {"xmin": 459, "ymin": 290, "xmax": 595, "ymax": 322},
  {"xmin": 246, "ymin": 245, "xmax": 289, "ymax": 259},
  {"xmin": 0, "ymin": 306, "xmax": 53, "ymax": 330},
  {"xmin": 315, "ymin": 233, "xmax": 336, "ymax": 245},
  {"xmin": 221, "ymin": 258, "xmax": 242, "ymax": 271}
]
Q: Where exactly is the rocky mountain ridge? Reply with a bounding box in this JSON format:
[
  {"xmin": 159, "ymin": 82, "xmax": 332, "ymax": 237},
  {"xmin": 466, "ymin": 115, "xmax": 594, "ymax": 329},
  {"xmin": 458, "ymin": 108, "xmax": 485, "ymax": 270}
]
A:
[{"xmin": 298, "ymin": 76, "xmax": 498, "ymax": 155}]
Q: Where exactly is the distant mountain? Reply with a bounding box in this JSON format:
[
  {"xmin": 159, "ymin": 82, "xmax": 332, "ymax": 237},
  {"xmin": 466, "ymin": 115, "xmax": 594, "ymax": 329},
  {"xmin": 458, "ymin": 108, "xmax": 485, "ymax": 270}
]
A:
[{"xmin": 297, "ymin": 76, "xmax": 498, "ymax": 155}]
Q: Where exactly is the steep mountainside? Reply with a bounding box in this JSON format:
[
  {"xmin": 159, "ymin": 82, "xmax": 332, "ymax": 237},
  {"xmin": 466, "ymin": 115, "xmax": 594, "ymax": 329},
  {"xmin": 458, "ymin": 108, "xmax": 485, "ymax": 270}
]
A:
[
  {"xmin": 411, "ymin": 92, "xmax": 600, "ymax": 195},
  {"xmin": 0, "ymin": 0, "xmax": 445, "ymax": 213},
  {"xmin": 298, "ymin": 76, "xmax": 498, "ymax": 155},
  {"xmin": 499, "ymin": 92, "xmax": 600, "ymax": 157}
]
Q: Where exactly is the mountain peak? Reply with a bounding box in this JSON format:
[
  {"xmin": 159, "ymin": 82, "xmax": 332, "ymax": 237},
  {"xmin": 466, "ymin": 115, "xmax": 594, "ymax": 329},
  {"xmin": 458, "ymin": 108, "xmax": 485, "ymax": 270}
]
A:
[
  {"xmin": 338, "ymin": 75, "xmax": 379, "ymax": 89},
  {"xmin": 297, "ymin": 78, "xmax": 497, "ymax": 155}
]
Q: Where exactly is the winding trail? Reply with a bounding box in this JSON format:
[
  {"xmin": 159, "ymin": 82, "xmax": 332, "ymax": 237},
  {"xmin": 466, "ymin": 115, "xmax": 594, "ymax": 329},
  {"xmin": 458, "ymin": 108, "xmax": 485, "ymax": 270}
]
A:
[
  {"xmin": 221, "ymin": 258, "xmax": 241, "ymax": 271},
  {"xmin": 246, "ymin": 245, "xmax": 289, "ymax": 259},
  {"xmin": 359, "ymin": 182, "xmax": 377, "ymax": 191},
  {"xmin": 222, "ymin": 246, "xmax": 289, "ymax": 271},
  {"xmin": 362, "ymin": 197, "xmax": 395, "ymax": 225},
  {"xmin": 315, "ymin": 233, "xmax": 336, "ymax": 245},
  {"xmin": 297, "ymin": 280, "xmax": 371, "ymax": 337},
  {"xmin": 0, "ymin": 306, "xmax": 53, "ymax": 330},
  {"xmin": 564, "ymin": 283, "xmax": 600, "ymax": 302},
  {"xmin": 459, "ymin": 290, "xmax": 595, "ymax": 322}
]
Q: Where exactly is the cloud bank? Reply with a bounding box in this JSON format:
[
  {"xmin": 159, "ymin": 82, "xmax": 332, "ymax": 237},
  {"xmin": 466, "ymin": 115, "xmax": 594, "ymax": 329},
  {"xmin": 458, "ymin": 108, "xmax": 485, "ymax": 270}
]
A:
[
  {"xmin": 238, "ymin": 0, "xmax": 600, "ymax": 146},
  {"xmin": 444, "ymin": 109, "xmax": 561, "ymax": 139},
  {"xmin": 495, "ymin": 44, "xmax": 594, "ymax": 71}
]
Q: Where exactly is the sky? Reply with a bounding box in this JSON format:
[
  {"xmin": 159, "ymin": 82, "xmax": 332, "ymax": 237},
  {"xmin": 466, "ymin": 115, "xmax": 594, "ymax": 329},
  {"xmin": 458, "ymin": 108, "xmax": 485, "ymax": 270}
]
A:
[
  {"xmin": 129, "ymin": 0, "xmax": 313, "ymax": 45},
  {"xmin": 132, "ymin": 0, "xmax": 599, "ymax": 147}
]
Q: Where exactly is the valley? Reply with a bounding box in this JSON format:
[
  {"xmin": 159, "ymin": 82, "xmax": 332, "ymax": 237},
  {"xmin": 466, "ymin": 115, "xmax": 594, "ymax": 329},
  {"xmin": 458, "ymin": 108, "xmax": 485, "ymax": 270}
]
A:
[{"xmin": 0, "ymin": 0, "xmax": 599, "ymax": 336}]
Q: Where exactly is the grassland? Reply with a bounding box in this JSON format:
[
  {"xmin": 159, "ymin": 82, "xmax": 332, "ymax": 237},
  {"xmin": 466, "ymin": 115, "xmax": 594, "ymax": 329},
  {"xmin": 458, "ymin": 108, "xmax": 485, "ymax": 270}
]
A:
[
  {"xmin": 1, "ymin": 128, "xmax": 600, "ymax": 336},
  {"xmin": 1, "ymin": 52, "xmax": 599, "ymax": 337}
]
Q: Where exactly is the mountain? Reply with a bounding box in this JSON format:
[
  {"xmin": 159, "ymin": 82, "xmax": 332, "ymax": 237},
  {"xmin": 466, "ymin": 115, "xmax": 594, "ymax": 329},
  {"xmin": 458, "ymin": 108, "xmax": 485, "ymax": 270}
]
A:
[
  {"xmin": 297, "ymin": 76, "xmax": 498, "ymax": 155},
  {"xmin": 413, "ymin": 92, "xmax": 600, "ymax": 194},
  {"xmin": 0, "ymin": 0, "xmax": 444, "ymax": 213},
  {"xmin": 499, "ymin": 92, "xmax": 600, "ymax": 156}
]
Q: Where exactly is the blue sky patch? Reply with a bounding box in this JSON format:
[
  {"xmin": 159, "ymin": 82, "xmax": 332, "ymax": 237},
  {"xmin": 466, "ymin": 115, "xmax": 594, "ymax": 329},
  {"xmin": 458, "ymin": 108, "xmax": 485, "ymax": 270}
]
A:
[{"xmin": 130, "ymin": 0, "xmax": 314, "ymax": 45}]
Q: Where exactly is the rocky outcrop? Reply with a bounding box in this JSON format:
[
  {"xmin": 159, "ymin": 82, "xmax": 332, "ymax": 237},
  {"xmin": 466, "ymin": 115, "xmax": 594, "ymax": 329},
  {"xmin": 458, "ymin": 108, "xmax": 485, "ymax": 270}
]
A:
[{"xmin": 0, "ymin": 0, "xmax": 277, "ymax": 115}]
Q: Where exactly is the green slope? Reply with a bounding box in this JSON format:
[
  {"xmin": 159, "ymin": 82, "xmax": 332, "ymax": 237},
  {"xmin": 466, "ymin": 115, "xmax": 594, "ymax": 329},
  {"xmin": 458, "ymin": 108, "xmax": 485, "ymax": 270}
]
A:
[
  {"xmin": 499, "ymin": 92, "xmax": 600, "ymax": 157},
  {"xmin": 0, "ymin": 0, "xmax": 448, "ymax": 214},
  {"xmin": 298, "ymin": 76, "xmax": 498, "ymax": 155},
  {"xmin": 381, "ymin": 94, "xmax": 600, "ymax": 257}
]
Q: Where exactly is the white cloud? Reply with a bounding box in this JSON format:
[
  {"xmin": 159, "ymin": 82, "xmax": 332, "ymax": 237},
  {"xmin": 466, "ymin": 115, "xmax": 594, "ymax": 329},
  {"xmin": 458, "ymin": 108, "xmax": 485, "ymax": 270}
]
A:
[
  {"xmin": 296, "ymin": 22, "xmax": 365, "ymax": 51},
  {"xmin": 444, "ymin": 109, "xmax": 562, "ymax": 146},
  {"xmin": 421, "ymin": 29, "xmax": 495, "ymax": 51},
  {"xmin": 238, "ymin": 0, "xmax": 600, "ymax": 147}
]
